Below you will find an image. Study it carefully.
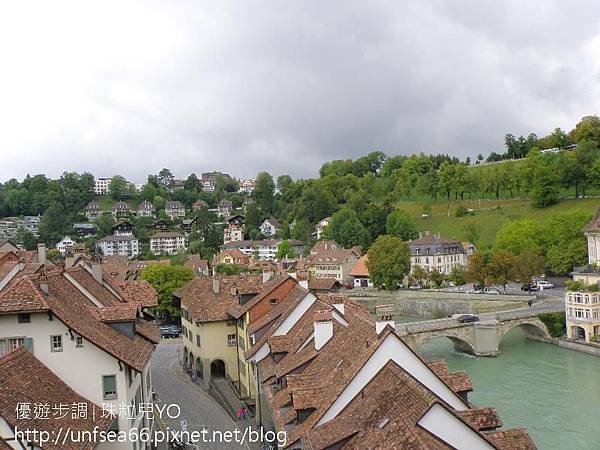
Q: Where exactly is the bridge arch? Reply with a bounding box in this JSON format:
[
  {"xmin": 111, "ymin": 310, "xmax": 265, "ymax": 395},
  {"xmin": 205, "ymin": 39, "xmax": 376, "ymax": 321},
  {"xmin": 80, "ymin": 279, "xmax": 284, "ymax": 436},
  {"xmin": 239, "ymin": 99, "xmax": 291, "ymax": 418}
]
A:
[
  {"xmin": 409, "ymin": 331, "xmax": 477, "ymax": 355},
  {"xmin": 498, "ymin": 318, "xmax": 552, "ymax": 343}
]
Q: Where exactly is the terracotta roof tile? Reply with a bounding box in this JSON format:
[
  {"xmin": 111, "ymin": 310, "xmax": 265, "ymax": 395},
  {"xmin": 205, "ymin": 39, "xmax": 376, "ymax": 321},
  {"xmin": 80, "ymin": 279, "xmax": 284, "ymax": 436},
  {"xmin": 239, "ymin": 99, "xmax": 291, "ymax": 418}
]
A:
[
  {"xmin": 458, "ymin": 407, "xmax": 503, "ymax": 431},
  {"xmin": 349, "ymin": 254, "xmax": 369, "ymax": 277},
  {"xmin": 0, "ymin": 348, "xmax": 112, "ymax": 450}
]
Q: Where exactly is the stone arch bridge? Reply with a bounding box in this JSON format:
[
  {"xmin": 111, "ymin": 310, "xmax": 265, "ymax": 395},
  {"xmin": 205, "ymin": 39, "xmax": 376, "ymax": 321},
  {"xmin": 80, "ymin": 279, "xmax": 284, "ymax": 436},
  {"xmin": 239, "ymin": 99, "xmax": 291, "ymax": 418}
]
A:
[{"xmin": 396, "ymin": 307, "xmax": 559, "ymax": 356}]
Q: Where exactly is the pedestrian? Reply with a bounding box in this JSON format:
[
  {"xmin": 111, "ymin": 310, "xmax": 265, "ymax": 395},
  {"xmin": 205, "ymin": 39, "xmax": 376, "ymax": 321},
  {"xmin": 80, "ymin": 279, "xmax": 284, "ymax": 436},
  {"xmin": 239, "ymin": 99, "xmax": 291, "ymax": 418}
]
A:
[
  {"xmin": 528, "ymin": 299, "xmax": 532, "ymax": 308},
  {"xmin": 475, "ymin": 308, "xmax": 479, "ymax": 315},
  {"xmin": 241, "ymin": 406, "xmax": 248, "ymax": 420},
  {"xmin": 236, "ymin": 406, "xmax": 244, "ymax": 421}
]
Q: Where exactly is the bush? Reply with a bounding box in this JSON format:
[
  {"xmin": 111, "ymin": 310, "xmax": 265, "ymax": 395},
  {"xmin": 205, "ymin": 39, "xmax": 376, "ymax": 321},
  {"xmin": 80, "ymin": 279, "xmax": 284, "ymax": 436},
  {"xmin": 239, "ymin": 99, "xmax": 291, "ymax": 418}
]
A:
[
  {"xmin": 539, "ymin": 312, "xmax": 566, "ymax": 337},
  {"xmin": 455, "ymin": 206, "xmax": 467, "ymax": 217}
]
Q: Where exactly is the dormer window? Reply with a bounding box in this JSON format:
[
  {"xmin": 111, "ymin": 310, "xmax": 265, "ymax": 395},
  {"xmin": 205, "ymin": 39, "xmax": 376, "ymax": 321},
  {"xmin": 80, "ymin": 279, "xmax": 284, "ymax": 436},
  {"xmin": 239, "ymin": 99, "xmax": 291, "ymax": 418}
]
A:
[
  {"xmin": 18, "ymin": 313, "xmax": 31, "ymax": 324},
  {"xmin": 270, "ymin": 298, "xmax": 278, "ymax": 305}
]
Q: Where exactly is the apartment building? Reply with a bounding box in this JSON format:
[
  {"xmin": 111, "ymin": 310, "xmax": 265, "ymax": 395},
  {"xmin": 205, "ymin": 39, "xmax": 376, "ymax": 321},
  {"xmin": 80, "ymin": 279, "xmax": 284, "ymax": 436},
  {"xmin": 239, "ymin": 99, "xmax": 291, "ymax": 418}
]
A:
[
  {"xmin": 94, "ymin": 177, "xmax": 112, "ymax": 195},
  {"xmin": 222, "ymin": 239, "xmax": 305, "ymax": 261},
  {"xmin": 149, "ymin": 231, "xmax": 187, "ymax": 255}
]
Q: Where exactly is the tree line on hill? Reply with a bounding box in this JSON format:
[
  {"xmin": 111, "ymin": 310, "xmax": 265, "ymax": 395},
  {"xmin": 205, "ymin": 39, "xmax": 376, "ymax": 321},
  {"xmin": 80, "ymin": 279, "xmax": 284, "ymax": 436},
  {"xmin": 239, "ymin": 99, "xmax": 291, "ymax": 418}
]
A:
[{"xmin": 1, "ymin": 116, "xmax": 599, "ymax": 270}]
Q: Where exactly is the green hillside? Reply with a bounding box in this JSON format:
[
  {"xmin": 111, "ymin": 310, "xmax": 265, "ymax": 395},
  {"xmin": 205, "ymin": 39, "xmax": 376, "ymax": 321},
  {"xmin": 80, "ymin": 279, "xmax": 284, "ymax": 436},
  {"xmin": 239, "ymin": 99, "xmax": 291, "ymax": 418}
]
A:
[{"xmin": 400, "ymin": 197, "xmax": 600, "ymax": 247}]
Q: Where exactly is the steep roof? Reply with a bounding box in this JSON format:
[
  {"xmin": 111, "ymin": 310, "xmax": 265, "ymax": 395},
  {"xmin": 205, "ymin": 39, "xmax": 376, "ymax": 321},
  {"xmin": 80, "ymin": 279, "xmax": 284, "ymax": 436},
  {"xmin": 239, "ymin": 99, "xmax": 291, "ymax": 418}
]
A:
[
  {"xmin": 0, "ymin": 348, "xmax": 112, "ymax": 450},
  {"xmin": 0, "ymin": 267, "xmax": 157, "ymax": 371},
  {"xmin": 349, "ymin": 254, "xmax": 369, "ymax": 277},
  {"xmin": 180, "ymin": 274, "xmax": 263, "ymax": 323}
]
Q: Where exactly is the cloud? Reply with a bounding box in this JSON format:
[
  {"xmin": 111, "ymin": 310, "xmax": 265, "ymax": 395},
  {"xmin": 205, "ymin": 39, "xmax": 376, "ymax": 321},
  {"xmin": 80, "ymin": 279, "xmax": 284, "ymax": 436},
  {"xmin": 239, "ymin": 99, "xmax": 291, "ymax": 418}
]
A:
[{"xmin": 0, "ymin": 0, "xmax": 598, "ymax": 183}]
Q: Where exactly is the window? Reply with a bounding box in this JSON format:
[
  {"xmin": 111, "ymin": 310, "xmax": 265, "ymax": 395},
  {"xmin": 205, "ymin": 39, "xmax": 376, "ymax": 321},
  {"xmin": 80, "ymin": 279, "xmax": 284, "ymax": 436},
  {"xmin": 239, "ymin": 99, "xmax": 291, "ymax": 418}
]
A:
[
  {"xmin": 227, "ymin": 334, "xmax": 236, "ymax": 347},
  {"xmin": 270, "ymin": 298, "xmax": 278, "ymax": 305},
  {"xmin": 0, "ymin": 337, "xmax": 25, "ymax": 355},
  {"xmin": 103, "ymin": 375, "xmax": 117, "ymax": 400},
  {"xmin": 76, "ymin": 336, "xmax": 84, "ymax": 348},
  {"xmin": 50, "ymin": 335, "xmax": 63, "ymax": 352},
  {"xmin": 18, "ymin": 313, "xmax": 31, "ymax": 323},
  {"xmin": 196, "ymin": 335, "xmax": 201, "ymax": 347}
]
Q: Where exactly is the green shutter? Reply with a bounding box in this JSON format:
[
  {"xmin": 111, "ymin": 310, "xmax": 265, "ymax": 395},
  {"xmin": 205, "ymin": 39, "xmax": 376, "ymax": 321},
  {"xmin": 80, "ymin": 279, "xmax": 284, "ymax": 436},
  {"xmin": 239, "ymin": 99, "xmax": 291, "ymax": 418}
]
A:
[{"xmin": 23, "ymin": 337, "xmax": 34, "ymax": 352}]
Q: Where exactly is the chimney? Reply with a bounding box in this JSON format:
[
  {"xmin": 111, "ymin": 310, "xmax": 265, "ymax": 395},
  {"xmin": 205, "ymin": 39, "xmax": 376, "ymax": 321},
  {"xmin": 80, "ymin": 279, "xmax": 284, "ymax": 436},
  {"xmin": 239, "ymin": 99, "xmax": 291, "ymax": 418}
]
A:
[
  {"xmin": 263, "ymin": 271, "xmax": 273, "ymax": 283},
  {"xmin": 37, "ymin": 243, "xmax": 46, "ymax": 265},
  {"xmin": 314, "ymin": 310, "xmax": 333, "ymax": 350},
  {"xmin": 91, "ymin": 263, "xmax": 103, "ymax": 284},
  {"xmin": 39, "ymin": 269, "xmax": 49, "ymax": 294},
  {"xmin": 375, "ymin": 304, "xmax": 396, "ymax": 334},
  {"xmin": 213, "ymin": 278, "xmax": 220, "ymax": 294}
]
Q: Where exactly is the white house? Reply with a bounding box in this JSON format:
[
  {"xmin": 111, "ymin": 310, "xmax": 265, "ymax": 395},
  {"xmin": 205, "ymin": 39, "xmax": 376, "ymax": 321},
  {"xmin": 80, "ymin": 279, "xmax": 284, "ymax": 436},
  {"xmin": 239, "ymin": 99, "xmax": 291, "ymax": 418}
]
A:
[
  {"xmin": 164, "ymin": 201, "xmax": 185, "ymax": 220},
  {"xmin": 0, "ymin": 265, "xmax": 160, "ymax": 450},
  {"xmin": 408, "ymin": 232, "xmax": 468, "ymax": 275},
  {"xmin": 55, "ymin": 236, "xmax": 77, "ymax": 256},
  {"xmin": 315, "ymin": 216, "xmax": 332, "ymax": 240},
  {"xmin": 136, "ymin": 201, "xmax": 156, "ymax": 217},
  {"xmin": 150, "ymin": 232, "xmax": 187, "ymax": 255},
  {"xmin": 259, "ymin": 218, "xmax": 282, "ymax": 237}
]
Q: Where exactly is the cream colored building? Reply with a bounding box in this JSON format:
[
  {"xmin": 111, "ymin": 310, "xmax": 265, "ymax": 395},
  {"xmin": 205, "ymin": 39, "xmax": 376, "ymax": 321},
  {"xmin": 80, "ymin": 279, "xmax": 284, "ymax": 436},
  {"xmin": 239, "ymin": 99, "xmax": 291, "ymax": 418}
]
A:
[
  {"xmin": 409, "ymin": 232, "xmax": 468, "ymax": 275},
  {"xmin": 565, "ymin": 291, "xmax": 600, "ymax": 341}
]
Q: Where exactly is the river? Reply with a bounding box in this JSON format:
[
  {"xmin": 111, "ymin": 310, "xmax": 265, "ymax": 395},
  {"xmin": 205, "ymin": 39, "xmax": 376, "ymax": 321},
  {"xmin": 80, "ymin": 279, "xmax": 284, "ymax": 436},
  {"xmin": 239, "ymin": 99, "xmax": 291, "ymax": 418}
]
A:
[{"xmin": 417, "ymin": 327, "xmax": 600, "ymax": 450}]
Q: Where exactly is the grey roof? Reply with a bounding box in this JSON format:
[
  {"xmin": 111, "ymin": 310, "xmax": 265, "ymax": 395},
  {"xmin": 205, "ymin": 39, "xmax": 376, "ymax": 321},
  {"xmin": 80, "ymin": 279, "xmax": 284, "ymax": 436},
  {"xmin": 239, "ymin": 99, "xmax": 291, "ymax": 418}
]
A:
[
  {"xmin": 98, "ymin": 235, "xmax": 138, "ymax": 242},
  {"xmin": 151, "ymin": 231, "xmax": 185, "ymax": 238}
]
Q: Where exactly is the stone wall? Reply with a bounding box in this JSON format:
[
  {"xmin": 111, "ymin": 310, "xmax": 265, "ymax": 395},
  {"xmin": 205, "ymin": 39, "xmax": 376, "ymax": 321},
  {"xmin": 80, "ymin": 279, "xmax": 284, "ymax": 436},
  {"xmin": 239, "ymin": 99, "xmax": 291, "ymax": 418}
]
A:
[
  {"xmin": 557, "ymin": 338, "xmax": 600, "ymax": 356},
  {"xmin": 352, "ymin": 289, "xmax": 532, "ymax": 319}
]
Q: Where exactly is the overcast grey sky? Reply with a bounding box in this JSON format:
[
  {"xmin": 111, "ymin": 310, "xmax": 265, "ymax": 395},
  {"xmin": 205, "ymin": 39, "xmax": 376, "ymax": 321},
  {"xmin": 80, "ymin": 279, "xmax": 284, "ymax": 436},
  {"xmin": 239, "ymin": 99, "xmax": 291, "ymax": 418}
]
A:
[{"xmin": 1, "ymin": 0, "xmax": 599, "ymax": 183}]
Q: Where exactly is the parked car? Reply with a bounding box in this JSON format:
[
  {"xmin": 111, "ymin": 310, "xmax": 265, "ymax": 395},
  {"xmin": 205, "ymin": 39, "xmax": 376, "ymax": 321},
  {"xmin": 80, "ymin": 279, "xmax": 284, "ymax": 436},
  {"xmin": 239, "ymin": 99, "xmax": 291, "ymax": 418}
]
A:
[
  {"xmin": 536, "ymin": 280, "xmax": 554, "ymax": 289},
  {"xmin": 454, "ymin": 314, "xmax": 480, "ymax": 324},
  {"xmin": 483, "ymin": 287, "xmax": 501, "ymax": 295},
  {"xmin": 160, "ymin": 325, "xmax": 182, "ymax": 338},
  {"xmin": 467, "ymin": 288, "xmax": 483, "ymax": 294},
  {"xmin": 409, "ymin": 284, "xmax": 422, "ymax": 290},
  {"xmin": 521, "ymin": 283, "xmax": 540, "ymax": 292}
]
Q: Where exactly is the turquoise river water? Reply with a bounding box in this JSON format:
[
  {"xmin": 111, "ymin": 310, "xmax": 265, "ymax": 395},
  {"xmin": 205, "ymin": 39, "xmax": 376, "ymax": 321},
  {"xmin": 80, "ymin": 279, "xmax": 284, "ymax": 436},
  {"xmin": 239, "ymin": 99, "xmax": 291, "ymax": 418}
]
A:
[{"xmin": 418, "ymin": 327, "xmax": 600, "ymax": 450}]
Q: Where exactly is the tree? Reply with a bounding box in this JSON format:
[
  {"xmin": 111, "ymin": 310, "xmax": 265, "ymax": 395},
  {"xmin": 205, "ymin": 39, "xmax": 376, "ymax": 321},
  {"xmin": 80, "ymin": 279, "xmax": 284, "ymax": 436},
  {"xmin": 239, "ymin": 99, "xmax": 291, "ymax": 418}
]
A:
[
  {"xmin": 185, "ymin": 173, "xmax": 202, "ymax": 192},
  {"xmin": 570, "ymin": 116, "xmax": 600, "ymax": 144},
  {"xmin": 140, "ymin": 264, "xmax": 194, "ymax": 321},
  {"xmin": 411, "ymin": 265, "xmax": 428, "ymax": 287},
  {"xmin": 276, "ymin": 239, "xmax": 296, "ymax": 259},
  {"xmin": 16, "ymin": 229, "xmax": 38, "ymax": 250},
  {"xmin": 464, "ymin": 252, "xmax": 490, "ymax": 287},
  {"xmin": 94, "ymin": 215, "xmax": 114, "ymax": 238},
  {"xmin": 109, "ymin": 175, "xmax": 132, "ymax": 200},
  {"xmin": 448, "ymin": 266, "xmax": 466, "ymax": 286},
  {"xmin": 366, "ymin": 235, "xmax": 411, "ymax": 289},
  {"xmin": 494, "ymin": 219, "xmax": 542, "ymax": 255},
  {"xmin": 512, "ymin": 250, "xmax": 544, "ymax": 285},
  {"xmin": 253, "ymin": 172, "xmax": 275, "ymax": 214},
  {"xmin": 488, "ymin": 250, "xmax": 516, "ymax": 291},
  {"xmin": 38, "ymin": 204, "xmax": 69, "ymax": 246},
  {"xmin": 326, "ymin": 208, "xmax": 371, "ymax": 249},
  {"xmin": 157, "ymin": 168, "xmax": 174, "ymax": 188},
  {"xmin": 385, "ymin": 209, "xmax": 418, "ymax": 240},
  {"xmin": 542, "ymin": 210, "xmax": 591, "ymax": 274},
  {"xmin": 427, "ymin": 268, "xmax": 445, "ymax": 289}
]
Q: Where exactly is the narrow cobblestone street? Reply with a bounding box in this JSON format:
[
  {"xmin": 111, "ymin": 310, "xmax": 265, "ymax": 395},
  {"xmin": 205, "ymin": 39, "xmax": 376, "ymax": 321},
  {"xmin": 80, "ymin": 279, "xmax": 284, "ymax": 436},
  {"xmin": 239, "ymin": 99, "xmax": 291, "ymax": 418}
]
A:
[{"xmin": 151, "ymin": 341, "xmax": 247, "ymax": 449}]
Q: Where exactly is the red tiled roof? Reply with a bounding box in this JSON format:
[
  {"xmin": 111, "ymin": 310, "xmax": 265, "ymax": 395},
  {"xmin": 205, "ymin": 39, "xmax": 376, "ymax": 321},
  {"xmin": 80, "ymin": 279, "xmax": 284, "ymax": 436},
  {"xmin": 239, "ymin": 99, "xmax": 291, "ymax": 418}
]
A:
[
  {"xmin": 0, "ymin": 348, "xmax": 112, "ymax": 450},
  {"xmin": 180, "ymin": 274, "xmax": 263, "ymax": 323},
  {"xmin": 349, "ymin": 254, "xmax": 369, "ymax": 277},
  {"xmin": 308, "ymin": 278, "xmax": 341, "ymax": 291}
]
